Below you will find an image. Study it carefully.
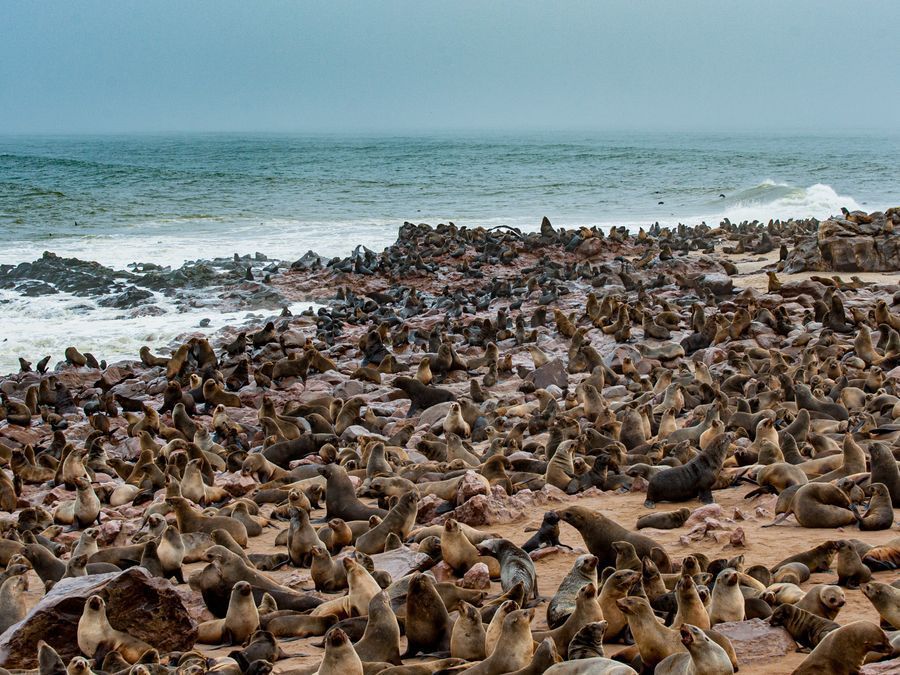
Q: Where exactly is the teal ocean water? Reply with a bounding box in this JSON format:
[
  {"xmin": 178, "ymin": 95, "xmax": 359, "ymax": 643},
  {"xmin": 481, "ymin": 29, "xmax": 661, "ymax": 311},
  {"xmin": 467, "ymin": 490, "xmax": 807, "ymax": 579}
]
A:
[
  {"xmin": 2, "ymin": 132, "xmax": 897, "ymax": 267},
  {"xmin": 0, "ymin": 131, "xmax": 897, "ymax": 372}
]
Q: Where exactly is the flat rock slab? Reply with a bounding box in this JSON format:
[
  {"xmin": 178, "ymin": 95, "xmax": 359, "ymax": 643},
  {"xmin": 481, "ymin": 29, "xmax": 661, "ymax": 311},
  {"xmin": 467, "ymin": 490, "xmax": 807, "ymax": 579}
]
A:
[
  {"xmin": 0, "ymin": 567, "xmax": 197, "ymax": 669},
  {"xmin": 370, "ymin": 548, "xmax": 433, "ymax": 581},
  {"xmin": 714, "ymin": 618, "xmax": 797, "ymax": 664}
]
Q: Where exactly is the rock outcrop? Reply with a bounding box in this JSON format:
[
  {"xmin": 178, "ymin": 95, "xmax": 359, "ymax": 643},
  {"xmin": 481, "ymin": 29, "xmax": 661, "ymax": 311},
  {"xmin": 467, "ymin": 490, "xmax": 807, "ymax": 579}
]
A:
[{"xmin": 0, "ymin": 568, "xmax": 197, "ymax": 669}]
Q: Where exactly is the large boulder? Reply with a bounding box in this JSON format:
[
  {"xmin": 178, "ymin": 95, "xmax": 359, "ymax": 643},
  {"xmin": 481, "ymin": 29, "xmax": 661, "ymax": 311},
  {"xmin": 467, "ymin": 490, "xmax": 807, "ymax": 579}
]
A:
[
  {"xmin": 0, "ymin": 568, "xmax": 197, "ymax": 669},
  {"xmin": 784, "ymin": 209, "xmax": 900, "ymax": 272},
  {"xmin": 525, "ymin": 358, "xmax": 568, "ymax": 391}
]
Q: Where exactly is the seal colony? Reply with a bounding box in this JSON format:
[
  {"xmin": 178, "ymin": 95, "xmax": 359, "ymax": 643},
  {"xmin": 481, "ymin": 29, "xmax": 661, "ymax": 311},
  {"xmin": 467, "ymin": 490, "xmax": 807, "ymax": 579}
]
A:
[{"xmin": 0, "ymin": 210, "xmax": 899, "ymax": 674}]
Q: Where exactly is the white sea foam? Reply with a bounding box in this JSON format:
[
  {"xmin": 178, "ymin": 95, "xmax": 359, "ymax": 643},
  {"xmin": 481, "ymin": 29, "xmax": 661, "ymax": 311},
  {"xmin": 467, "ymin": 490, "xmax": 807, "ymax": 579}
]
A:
[
  {"xmin": 0, "ymin": 182, "xmax": 870, "ymax": 270},
  {"xmin": 0, "ymin": 289, "xmax": 321, "ymax": 376}
]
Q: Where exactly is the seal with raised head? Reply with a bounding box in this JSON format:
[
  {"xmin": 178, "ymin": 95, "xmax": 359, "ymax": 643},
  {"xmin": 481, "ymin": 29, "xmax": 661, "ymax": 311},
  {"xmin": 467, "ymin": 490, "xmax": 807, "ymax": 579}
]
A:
[
  {"xmin": 77, "ymin": 595, "xmax": 154, "ymax": 663},
  {"xmin": 319, "ymin": 464, "xmax": 387, "ymax": 521},
  {"xmin": 403, "ymin": 572, "xmax": 451, "ymax": 657},
  {"xmin": 644, "ymin": 434, "xmax": 728, "ymax": 508},
  {"xmin": 655, "ymin": 623, "xmax": 734, "ymax": 675},
  {"xmin": 547, "ymin": 554, "xmax": 599, "ymax": 629}
]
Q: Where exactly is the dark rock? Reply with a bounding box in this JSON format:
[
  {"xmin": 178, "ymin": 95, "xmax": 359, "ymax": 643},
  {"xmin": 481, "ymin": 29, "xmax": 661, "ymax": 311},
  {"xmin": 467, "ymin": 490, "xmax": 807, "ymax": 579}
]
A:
[
  {"xmin": 97, "ymin": 286, "xmax": 154, "ymax": 309},
  {"xmin": 0, "ymin": 567, "xmax": 197, "ymax": 669},
  {"xmin": 525, "ymin": 358, "xmax": 568, "ymax": 390},
  {"xmin": 698, "ymin": 273, "xmax": 733, "ymax": 296}
]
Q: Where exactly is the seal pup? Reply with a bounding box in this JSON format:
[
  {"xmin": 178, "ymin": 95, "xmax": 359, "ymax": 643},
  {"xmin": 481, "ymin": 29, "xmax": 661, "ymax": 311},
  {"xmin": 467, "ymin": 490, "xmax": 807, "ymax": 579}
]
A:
[
  {"xmin": 636, "ymin": 507, "xmax": 691, "ymax": 530},
  {"xmin": 522, "ymin": 511, "xmax": 571, "ymax": 553}
]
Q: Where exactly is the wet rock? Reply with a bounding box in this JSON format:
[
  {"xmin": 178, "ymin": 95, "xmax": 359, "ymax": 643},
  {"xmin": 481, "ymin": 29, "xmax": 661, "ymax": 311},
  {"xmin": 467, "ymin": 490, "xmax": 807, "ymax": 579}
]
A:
[
  {"xmin": 525, "ymin": 359, "xmax": 568, "ymax": 391},
  {"xmin": 458, "ymin": 563, "xmax": 491, "ymax": 590},
  {"xmin": 713, "ymin": 618, "xmax": 796, "ymax": 663},
  {"xmin": 0, "ymin": 568, "xmax": 197, "ymax": 669},
  {"xmin": 97, "ymin": 286, "xmax": 154, "ymax": 309}
]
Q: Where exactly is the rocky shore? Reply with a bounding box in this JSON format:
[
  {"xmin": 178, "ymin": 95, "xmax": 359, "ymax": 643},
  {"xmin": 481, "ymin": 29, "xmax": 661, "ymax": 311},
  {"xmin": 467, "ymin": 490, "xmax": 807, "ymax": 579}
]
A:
[{"xmin": 0, "ymin": 210, "xmax": 899, "ymax": 674}]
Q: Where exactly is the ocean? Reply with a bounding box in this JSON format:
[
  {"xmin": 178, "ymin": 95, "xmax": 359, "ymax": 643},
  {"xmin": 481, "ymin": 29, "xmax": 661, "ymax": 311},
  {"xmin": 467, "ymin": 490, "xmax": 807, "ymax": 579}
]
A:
[{"xmin": 1, "ymin": 131, "xmax": 898, "ymax": 373}]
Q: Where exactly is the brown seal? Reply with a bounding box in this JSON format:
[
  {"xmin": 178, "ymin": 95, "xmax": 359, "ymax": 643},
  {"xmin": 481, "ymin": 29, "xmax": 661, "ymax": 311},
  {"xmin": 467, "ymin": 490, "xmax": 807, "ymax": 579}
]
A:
[
  {"xmin": 654, "ymin": 624, "xmax": 734, "ymax": 675},
  {"xmin": 197, "ymin": 580, "xmax": 260, "ymax": 645},
  {"xmin": 352, "ymin": 590, "xmax": 402, "ymax": 665},
  {"xmin": 547, "ymin": 554, "xmax": 599, "ymax": 629},
  {"xmin": 795, "ymin": 584, "xmax": 845, "ymax": 621},
  {"xmin": 0, "ymin": 574, "xmax": 28, "ymax": 633},
  {"xmin": 355, "ymin": 490, "xmax": 418, "ymax": 554},
  {"xmin": 636, "ymin": 507, "xmax": 691, "ymax": 530},
  {"xmin": 644, "ymin": 434, "xmax": 728, "ymax": 507},
  {"xmin": 853, "ymin": 482, "xmax": 895, "ymax": 530},
  {"xmin": 167, "ymin": 496, "xmax": 248, "ymax": 546},
  {"xmin": 457, "ymin": 608, "xmax": 534, "ymax": 675},
  {"xmin": 790, "ymin": 621, "xmax": 891, "ymax": 675},
  {"xmin": 556, "ymin": 506, "xmax": 662, "ymax": 569},
  {"xmin": 834, "ymin": 539, "xmax": 872, "ymax": 588},
  {"xmin": 533, "ymin": 582, "xmax": 603, "ymax": 655},
  {"xmin": 403, "ymin": 572, "xmax": 451, "ymax": 656},
  {"xmin": 599, "ymin": 569, "xmax": 641, "ymax": 642},
  {"xmin": 317, "ymin": 627, "xmax": 363, "ymax": 675},
  {"xmin": 617, "ymin": 595, "xmax": 685, "ymax": 669},
  {"xmin": 77, "ymin": 595, "xmax": 154, "ymax": 663},
  {"xmin": 709, "ymin": 569, "xmax": 744, "ymax": 625},
  {"xmin": 673, "ymin": 575, "xmax": 710, "ymax": 630},
  {"xmin": 318, "ymin": 464, "xmax": 387, "ymax": 521},
  {"xmin": 771, "ymin": 541, "xmax": 838, "ymax": 574},
  {"xmin": 861, "ymin": 581, "xmax": 900, "ymax": 629},
  {"xmin": 768, "ymin": 603, "xmax": 838, "ymax": 649},
  {"xmin": 450, "ymin": 600, "xmax": 486, "ymax": 661},
  {"xmin": 441, "ymin": 518, "xmax": 500, "ymax": 577}
]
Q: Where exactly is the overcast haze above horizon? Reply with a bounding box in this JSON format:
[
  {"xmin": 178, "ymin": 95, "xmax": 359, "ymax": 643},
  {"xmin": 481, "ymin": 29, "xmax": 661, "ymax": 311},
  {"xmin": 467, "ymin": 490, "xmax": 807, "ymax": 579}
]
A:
[{"xmin": 1, "ymin": 1, "xmax": 898, "ymax": 135}]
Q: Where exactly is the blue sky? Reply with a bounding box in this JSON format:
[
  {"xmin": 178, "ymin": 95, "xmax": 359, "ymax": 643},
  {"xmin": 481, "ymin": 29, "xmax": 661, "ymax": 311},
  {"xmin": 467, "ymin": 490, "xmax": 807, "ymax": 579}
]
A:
[{"xmin": 1, "ymin": 1, "xmax": 898, "ymax": 133}]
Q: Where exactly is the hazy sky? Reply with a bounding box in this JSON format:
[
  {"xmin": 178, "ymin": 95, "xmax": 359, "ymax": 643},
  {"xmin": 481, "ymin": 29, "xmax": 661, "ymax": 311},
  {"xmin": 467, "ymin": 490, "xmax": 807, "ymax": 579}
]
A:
[{"xmin": 1, "ymin": 1, "xmax": 898, "ymax": 134}]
